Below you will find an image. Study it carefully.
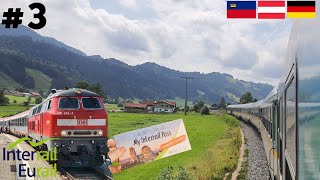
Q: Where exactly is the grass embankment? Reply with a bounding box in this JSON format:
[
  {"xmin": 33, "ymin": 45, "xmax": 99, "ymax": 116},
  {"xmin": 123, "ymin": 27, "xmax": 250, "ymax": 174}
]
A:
[
  {"xmin": 109, "ymin": 112, "xmax": 241, "ymax": 179},
  {"xmin": 0, "ymin": 95, "xmax": 35, "ymax": 117},
  {"xmin": 238, "ymin": 138, "xmax": 249, "ymax": 179}
]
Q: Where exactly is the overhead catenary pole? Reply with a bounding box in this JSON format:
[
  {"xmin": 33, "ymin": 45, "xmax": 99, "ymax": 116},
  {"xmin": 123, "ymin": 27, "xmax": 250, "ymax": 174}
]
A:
[{"xmin": 181, "ymin": 76, "xmax": 193, "ymax": 115}]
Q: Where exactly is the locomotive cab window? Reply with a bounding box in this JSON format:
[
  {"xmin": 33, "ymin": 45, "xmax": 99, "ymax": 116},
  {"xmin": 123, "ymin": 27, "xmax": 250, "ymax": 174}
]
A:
[
  {"xmin": 82, "ymin": 97, "xmax": 102, "ymax": 109},
  {"xmin": 59, "ymin": 97, "xmax": 79, "ymax": 109}
]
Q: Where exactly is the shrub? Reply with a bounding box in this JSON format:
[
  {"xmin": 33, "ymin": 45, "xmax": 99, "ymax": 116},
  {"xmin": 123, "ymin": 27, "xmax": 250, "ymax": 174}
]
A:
[
  {"xmin": 200, "ymin": 106, "xmax": 210, "ymax": 115},
  {"xmin": 156, "ymin": 166, "xmax": 190, "ymax": 180}
]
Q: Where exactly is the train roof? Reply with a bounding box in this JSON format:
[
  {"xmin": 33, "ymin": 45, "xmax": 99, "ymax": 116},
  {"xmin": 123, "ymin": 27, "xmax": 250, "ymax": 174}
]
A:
[
  {"xmin": 227, "ymin": 100, "xmax": 263, "ymax": 109},
  {"xmin": 227, "ymin": 86, "xmax": 277, "ymax": 109},
  {"xmin": 0, "ymin": 110, "xmax": 29, "ymax": 122},
  {"xmin": 259, "ymin": 87, "xmax": 278, "ymax": 108},
  {"xmin": 263, "ymin": 87, "xmax": 277, "ymax": 103},
  {"xmin": 46, "ymin": 88, "xmax": 99, "ymax": 99}
]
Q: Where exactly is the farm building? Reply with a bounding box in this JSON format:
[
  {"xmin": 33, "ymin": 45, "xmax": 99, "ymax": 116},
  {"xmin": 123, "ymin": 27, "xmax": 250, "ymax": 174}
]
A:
[
  {"xmin": 124, "ymin": 103, "xmax": 148, "ymax": 112},
  {"xmin": 153, "ymin": 101, "xmax": 176, "ymax": 113},
  {"xmin": 124, "ymin": 100, "xmax": 176, "ymax": 113}
]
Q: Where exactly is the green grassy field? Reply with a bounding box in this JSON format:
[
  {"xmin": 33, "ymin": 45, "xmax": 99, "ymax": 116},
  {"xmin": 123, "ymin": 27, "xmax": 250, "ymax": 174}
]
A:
[
  {"xmin": 0, "ymin": 104, "xmax": 29, "ymax": 117},
  {"xmin": 108, "ymin": 112, "xmax": 241, "ymax": 179},
  {"xmin": 5, "ymin": 95, "xmax": 36, "ymax": 104},
  {"xmin": 105, "ymin": 104, "xmax": 121, "ymax": 111}
]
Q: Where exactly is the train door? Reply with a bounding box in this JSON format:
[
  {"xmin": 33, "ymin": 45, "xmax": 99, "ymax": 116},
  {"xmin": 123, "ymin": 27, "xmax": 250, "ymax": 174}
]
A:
[
  {"xmin": 271, "ymin": 100, "xmax": 278, "ymax": 178},
  {"xmin": 272, "ymin": 101, "xmax": 278, "ymax": 147}
]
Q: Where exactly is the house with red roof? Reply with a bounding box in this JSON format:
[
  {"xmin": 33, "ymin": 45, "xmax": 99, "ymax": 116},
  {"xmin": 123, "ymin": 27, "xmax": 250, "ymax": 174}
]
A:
[
  {"xmin": 142, "ymin": 100, "xmax": 156, "ymax": 112},
  {"xmin": 124, "ymin": 103, "xmax": 148, "ymax": 112},
  {"xmin": 30, "ymin": 91, "xmax": 41, "ymax": 97}
]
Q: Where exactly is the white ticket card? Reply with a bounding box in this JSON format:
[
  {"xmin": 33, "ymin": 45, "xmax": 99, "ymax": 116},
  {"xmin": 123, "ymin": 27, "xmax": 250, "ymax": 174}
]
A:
[{"xmin": 113, "ymin": 119, "xmax": 192, "ymax": 169}]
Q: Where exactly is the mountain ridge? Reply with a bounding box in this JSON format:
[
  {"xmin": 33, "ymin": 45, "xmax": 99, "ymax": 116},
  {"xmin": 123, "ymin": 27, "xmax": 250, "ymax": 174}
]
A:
[
  {"xmin": 0, "ymin": 25, "xmax": 86, "ymax": 56},
  {"xmin": 0, "ymin": 26, "xmax": 273, "ymax": 104}
]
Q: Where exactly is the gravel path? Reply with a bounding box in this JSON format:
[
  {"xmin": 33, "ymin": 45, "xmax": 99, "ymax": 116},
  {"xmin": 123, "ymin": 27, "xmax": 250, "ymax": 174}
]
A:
[{"xmin": 240, "ymin": 121, "xmax": 270, "ymax": 180}]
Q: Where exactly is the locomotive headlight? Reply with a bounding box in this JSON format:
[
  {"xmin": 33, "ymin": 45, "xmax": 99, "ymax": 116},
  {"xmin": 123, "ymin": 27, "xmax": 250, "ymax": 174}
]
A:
[
  {"xmin": 76, "ymin": 89, "xmax": 81, "ymax": 95},
  {"xmin": 61, "ymin": 130, "xmax": 67, "ymax": 136},
  {"xmin": 98, "ymin": 130, "xmax": 103, "ymax": 136}
]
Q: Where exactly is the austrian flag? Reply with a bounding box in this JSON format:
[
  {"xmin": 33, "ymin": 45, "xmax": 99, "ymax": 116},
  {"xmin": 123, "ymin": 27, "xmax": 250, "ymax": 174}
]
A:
[{"xmin": 258, "ymin": 1, "xmax": 286, "ymax": 19}]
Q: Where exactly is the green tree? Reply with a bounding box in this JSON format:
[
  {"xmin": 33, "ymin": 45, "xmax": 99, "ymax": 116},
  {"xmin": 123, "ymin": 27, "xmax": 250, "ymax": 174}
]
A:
[
  {"xmin": 193, "ymin": 104, "xmax": 199, "ymax": 112},
  {"xmin": 118, "ymin": 102, "xmax": 123, "ymax": 107},
  {"xmin": 76, "ymin": 81, "xmax": 107, "ymax": 99},
  {"xmin": 240, "ymin": 92, "xmax": 253, "ymax": 104},
  {"xmin": 193, "ymin": 100, "xmax": 205, "ymax": 112},
  {"xmin": 90, "ymin": 83, "xmax": 106, "ymax": 99},
  {"xmin": 201, "ymin": 106, "xmax": 210, "ymax": 115},
  {"xmin": 218, "ymin": 97, "xmax": 227, "ymax": 109},
  {"xmin": 253, "ymin": 98, "xmax": 257, "ymax": 102},
  {"xmin": 0, "ymin": 91, "xmax": 9, "ymax": 105},
  {"xmin": 13, "ymin": 100, "xmax": 17, "ymax": 104},
  {"xmin": 76, "ymin": 81, "xmax": 90, "ymax": 90},
  {"xmin": 197, "ymin": 100, "xmax": 204, "ymax": 109},
  {"xmin": 35, "ymin": 97, "xmax": 43, "ymax": 104}
]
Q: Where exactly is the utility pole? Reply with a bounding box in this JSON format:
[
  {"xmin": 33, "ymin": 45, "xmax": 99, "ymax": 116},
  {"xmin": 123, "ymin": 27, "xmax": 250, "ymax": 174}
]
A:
[{"xmin": 181, "ymin": 76, "xmax": 193, "ymax": 115}]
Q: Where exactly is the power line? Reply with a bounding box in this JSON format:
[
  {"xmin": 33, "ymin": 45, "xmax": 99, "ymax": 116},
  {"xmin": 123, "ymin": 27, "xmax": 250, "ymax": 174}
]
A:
[{"xmin": 181, "ymin": 76, "xmax": 193, "ymax": 115}]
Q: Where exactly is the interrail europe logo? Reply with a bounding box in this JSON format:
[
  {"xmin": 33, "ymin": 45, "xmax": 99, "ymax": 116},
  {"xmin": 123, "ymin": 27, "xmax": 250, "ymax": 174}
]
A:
[{"xmin": 3, "ymin": 137, "xmax": 58, "ymax": 178}]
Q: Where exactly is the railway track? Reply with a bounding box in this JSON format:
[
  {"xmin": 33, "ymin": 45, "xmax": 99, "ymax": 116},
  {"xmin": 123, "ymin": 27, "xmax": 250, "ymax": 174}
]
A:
[{"xmin": 59, "ymin": 166, "xmax": 113, "ymax": 180}]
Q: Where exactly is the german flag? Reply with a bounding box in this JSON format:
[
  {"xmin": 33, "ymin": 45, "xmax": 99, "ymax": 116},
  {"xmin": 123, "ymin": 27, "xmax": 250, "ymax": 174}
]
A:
[{"xmin": 287, "ymin": 1, "xmax": 316, "ymax": 18}]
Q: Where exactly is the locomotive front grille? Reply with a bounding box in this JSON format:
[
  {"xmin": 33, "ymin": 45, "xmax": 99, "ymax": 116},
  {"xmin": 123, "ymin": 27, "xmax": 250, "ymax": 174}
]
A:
[{"xmin": 73, "ymin": 131, "xmax": 92, "ymax": 135}]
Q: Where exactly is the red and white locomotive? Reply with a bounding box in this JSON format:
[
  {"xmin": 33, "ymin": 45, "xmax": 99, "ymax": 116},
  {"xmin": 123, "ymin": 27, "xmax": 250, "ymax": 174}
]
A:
[{"xmin": 0, "ymin": 88, "xmax": 108, "ymax": 167}]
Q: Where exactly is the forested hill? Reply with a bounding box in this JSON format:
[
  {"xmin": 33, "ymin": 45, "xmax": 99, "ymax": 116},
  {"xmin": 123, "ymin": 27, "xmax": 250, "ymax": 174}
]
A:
[{"xmin": 0, "ymin": 26, "xmax": 273, "ymax": 104}]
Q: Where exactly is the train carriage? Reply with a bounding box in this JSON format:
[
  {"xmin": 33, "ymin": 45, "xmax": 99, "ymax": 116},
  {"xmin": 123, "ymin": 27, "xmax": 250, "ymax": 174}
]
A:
[{"xmin": 227, "ymin": 17, "xmax": 320, "ymax": 180}]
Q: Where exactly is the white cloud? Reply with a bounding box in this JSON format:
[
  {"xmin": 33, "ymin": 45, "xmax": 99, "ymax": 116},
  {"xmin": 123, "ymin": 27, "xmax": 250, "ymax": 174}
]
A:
[{"xmin": 0, "ymin": 0, "xmax": 292, "ymax": 85}]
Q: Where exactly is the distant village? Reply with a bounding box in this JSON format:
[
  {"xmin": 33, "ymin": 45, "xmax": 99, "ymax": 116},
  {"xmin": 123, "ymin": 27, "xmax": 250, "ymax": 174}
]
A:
[
  {"xmin": 122, "ymin": 100, "xmax": 219, "ymax": 114},
  {"xmin": 124, "ymin": 100, "xmax": 177, "ymax": 113},
  {"xmin": 3, "ymin": 89, "xmax": 42, "ymax": 97}
]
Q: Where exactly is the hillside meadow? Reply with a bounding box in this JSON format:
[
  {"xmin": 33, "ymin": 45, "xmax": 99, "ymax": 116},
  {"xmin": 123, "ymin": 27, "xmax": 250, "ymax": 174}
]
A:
[
  {"xmin": 0, "ymin": 95, "xmax": 35, "ymax": 117},
  {"xmin": 108, "ymin": 112, "xmax": 241, "ymax": 179}
]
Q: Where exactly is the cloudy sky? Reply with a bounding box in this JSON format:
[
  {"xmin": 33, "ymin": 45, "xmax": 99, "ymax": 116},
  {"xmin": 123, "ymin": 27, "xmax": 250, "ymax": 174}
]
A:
[{"xmin": 1, "ymin": 0, "xmax": 293, "ymax": 85}]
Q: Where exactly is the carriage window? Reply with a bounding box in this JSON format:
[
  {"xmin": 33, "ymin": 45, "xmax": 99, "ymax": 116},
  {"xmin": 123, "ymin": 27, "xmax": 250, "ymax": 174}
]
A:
[
  {"xmin": 285, "ymin": 78, "xmax": 296, "ymax": 174},
  {"xmin": 37, "ymin": 105, "xmax": 42, "ymax": 114},
  {"xmin": 82, "ymin": 98, "xmax": 102, "ymax": 109},
  {"xmin": 41, "ymin": 102, "xmax": 47, "ymax": 112},
  {"xmin": 47, "ymin": 100, "xmax": 52, "ymax": 110},
  {"xmin": 59, "ymin": 98, "xmax": 79, "ymax": 109}
]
